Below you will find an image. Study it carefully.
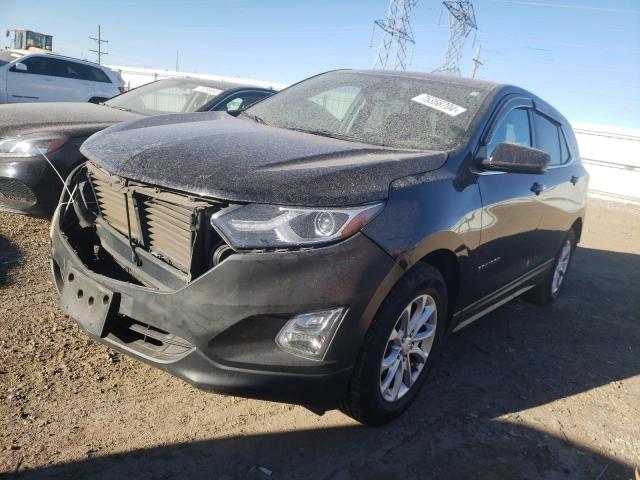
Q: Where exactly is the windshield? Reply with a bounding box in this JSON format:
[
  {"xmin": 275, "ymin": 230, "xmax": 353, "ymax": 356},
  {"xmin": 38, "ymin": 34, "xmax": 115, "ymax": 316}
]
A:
[
  {"xmin": 105, "ymin": 79, "xmax": 226, "ymax": 115},
  {"xmin": 245, "ymin": 71, "xmax": 493, "ymax": 151},
  {"xmin": 0, "ymin": 51, "xmax": 23, "ymax": 67}
]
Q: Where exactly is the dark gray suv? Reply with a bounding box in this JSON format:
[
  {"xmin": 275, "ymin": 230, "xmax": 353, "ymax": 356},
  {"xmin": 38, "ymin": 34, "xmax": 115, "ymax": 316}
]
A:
[{"xmin": 50, "ymin": 70, "xmax": 588, "ymax": 425}]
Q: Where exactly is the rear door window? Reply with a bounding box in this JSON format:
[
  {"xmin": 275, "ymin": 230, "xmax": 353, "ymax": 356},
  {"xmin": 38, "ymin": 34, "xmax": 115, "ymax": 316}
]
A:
[
  {"xmin": 487, "ymin": 108, "xmax": 532, "ymax": 157},
  {"xmin": 48, "ymin": 59, "xmax": 110, "ymax": 83},
  {"xmin": 52, "ymin": 59, "xmax": 82, "ymax": 79},
  {"xmin": 533, "ymin": 112, "xmax": 562, "ymax": 166}
]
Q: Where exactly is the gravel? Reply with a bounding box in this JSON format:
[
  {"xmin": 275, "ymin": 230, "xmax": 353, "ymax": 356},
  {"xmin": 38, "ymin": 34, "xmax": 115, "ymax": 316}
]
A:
[{"xmin": 0, "ymin": 197, "xmax": 638, "ymax": 479}]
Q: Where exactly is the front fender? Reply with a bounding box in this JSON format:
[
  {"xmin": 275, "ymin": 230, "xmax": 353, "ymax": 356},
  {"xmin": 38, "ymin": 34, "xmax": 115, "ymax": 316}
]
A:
[{"xmin": 362, "ymin": 168, "xmax": 483, "ymax": 310}]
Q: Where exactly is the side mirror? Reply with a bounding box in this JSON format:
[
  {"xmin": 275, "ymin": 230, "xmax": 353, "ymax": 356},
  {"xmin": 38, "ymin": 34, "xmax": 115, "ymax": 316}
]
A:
[
  {"xmin": 13, "ymin": 62, "xmax": 28, "ymax": 72},
  {"xmin": 482, "ymin": 142, "xmax": 549, "ymax": 174}
]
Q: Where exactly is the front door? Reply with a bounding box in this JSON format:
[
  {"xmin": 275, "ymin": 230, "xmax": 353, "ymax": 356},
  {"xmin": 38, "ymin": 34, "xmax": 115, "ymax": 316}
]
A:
[
  {"xmin": 472, "ymin": 103, "xmax": 544, "ymax": 302},
  {"xmin": 6, "ymin": 56, "xmax": 58, "ymax": 103}
]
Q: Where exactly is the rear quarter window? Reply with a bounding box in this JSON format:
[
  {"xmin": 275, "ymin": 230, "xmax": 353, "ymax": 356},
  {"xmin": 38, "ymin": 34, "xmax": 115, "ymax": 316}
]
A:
[{"xmin": 88, "ymin": 66, "xmax": 112, "ymax": 83}]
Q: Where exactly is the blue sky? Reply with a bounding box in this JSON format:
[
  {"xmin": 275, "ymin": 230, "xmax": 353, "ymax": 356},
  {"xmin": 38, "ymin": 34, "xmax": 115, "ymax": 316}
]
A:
[{"xmin": 1, "ymin": 0, "xmax": 639, "ymax": 127}]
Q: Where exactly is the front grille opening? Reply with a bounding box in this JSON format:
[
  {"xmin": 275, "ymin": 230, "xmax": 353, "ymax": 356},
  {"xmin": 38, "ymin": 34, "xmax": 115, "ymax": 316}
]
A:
[
  {"xmin": 109, "ymin": 315, "xmax": 194, "ymax": 361},
  {"xmin": 0, "ymin": 178, "xmax": 37, "ymax": 208},
  {"xmin": 84, "ymin": 163, "xmax": 230, "ymax": 279},
  {"xmin": 63, "ymin": 222, "xmax": 144, "ymax": 286}
]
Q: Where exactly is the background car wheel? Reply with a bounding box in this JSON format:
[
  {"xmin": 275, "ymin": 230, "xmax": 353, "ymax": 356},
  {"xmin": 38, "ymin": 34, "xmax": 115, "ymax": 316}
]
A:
[
  {"xmin": 525, "ymin": 229, "xmax": 577, "ymax": 305},
  {"xmin": 340, "ymin": 263, "xmax": 448, "ymax": 426}
]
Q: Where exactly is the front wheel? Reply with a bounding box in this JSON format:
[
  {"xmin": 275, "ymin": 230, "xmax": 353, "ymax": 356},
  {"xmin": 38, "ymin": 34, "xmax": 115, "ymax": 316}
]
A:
[
  {"xmin": 525, "ymin": 229, "xmax": 576, "ymax": 305},
  {"xmin": 341, "ymin": 264, "xmax": 447, "ymax": 426}
]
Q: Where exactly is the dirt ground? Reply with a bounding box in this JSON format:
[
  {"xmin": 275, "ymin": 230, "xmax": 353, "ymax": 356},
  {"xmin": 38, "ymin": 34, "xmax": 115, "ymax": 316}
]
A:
[{"xmin": 0, "ymin": 197, "xmax": 638, "ymax": 480}]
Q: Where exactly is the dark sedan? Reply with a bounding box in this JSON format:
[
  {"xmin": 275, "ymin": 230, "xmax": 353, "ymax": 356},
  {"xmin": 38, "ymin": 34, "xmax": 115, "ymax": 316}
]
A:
[
  {"xmin": 0, "ymin": 78, "xmax": 274, "ymax": 216},
  {"xmin": 51, "ymin": 70, "xmax": 588, "ymax": 425}
]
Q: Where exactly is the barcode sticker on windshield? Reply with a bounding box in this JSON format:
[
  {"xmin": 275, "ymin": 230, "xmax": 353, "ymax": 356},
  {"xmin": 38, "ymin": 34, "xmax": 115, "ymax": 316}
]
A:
[
  {"xmin": 193, "ymin": 86, "xmax": 223, "ymax": 96},
  {"xmin": 411, "ymin": 93, "xmax": 467, "ymax": 117}
]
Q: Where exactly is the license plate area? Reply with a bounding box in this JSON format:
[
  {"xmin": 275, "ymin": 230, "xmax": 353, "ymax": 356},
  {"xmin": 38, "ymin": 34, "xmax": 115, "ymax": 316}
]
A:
[{"xmin": 60, "ymin": 268, "xmax": 118, "ymax": 337}]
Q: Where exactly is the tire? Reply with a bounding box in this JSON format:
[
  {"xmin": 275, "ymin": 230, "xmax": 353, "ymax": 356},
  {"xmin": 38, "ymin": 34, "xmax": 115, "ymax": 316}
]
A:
[
  {"xmin": 341, "ymin": 263, "xmax": 448, "ymax": 426},
  {"xmin": 525, "ymin": 229, "xmax": 577, "ymax": 305}
]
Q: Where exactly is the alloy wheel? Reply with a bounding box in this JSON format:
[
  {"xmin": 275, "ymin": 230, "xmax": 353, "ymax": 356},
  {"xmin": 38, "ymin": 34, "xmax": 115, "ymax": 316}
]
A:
[{"xmin": 379, "ymin": 294, "xmax": 438, "ymax": 402}]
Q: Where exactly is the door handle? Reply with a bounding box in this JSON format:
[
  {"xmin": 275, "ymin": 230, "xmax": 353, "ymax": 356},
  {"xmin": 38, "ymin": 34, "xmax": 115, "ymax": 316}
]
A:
[
  {"xmin": 531, "ymin": 182, "xmax": 546, "ymax": 195},
  {"xmin": 570, "ymin": 175, "xmax": 578, "ymax": 185}
]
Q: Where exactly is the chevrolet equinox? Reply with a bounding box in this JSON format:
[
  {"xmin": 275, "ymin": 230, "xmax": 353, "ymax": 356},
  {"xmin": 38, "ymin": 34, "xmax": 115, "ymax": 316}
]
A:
[{"xmin": 50, "ymin": 70, "xmax": 588, "ymax": 425}]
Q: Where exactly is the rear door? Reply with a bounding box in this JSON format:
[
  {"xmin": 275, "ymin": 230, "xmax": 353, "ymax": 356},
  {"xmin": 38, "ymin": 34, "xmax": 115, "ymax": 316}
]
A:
[
  {"xmin": 531, "ymin": 111, "xmax": 588, "ymax": 262},
  {"xmin": 50, "ymin": 59, "xmax": 93, "ymax": 101},
  {"xmin": 471, "ymin": 97, "xmax": 545, "ymax": 302},
  {"xmin": 6, "ymin": 56, "xmax": 58, "ymax": 102}
]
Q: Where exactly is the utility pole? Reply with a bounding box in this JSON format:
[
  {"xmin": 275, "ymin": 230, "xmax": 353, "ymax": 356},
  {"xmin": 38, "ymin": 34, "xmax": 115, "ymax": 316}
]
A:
[
  {"xmin": 370, "ymin": 0, "xmax": 419, "ymax": 71},
  {"xmin": 175, "ymin": 50, "xmax": 180, "ymax": 72},
  {"xmin": 434, "ymin": 1, "xmax": 477, "ymax": 76},
  {"xmin": 471, "ymin": 44, "xmax": 483, "ymax": 78},
  {"xmin": 89, "ymin": 25, "xmax": 108, "ymax": 64}
]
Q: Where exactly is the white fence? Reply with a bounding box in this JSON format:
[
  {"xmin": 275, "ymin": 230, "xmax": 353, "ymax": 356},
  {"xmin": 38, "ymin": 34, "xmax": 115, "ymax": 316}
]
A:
[
  {"xmin": 572, "ymin": 122, "xmax": 640, "ymax": 203},
  {"xmin": 106, "ymin": 65, "xmax": 288, "ymax": 91}
]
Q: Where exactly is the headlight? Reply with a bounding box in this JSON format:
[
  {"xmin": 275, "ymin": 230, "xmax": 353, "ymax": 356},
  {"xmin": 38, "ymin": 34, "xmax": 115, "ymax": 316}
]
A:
[
  {"xmin": 210, "ymin": 202, "xmax": 384, "ymax": 249},
  {"xmin": 0, "ymin": 135, "xmax": 66, "ymax": 158}
]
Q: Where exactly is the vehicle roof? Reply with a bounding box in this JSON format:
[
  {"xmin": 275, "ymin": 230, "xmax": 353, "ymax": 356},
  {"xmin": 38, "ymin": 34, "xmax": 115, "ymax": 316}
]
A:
[{"xmin": 5, "ymin": 49, "xmax": 110, "ymax": 69}]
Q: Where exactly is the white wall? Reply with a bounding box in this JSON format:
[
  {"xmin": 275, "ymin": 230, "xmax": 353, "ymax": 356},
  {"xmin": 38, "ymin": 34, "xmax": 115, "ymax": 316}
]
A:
[
  {"xmin": 572, "ymin": 122, "xmax": 640, "ymax": 203},
  {"xmin": 105, "ymin": 65, "xmax": 288, "ymax": 91}
]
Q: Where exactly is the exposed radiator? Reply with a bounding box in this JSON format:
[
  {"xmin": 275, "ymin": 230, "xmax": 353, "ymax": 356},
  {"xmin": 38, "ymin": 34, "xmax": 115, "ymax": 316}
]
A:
[
  {"xmin": 143, "ymin": 198, "xmax": 194, "ymax": 271},
  {"xmin": 86, "ymin": 163, "xmax": 213, "ymax": 273}
]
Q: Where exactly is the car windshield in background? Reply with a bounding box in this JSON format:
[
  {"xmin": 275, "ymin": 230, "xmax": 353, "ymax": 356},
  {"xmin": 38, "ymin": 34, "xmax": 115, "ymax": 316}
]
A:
[
  {"xmin": 0, "ymin": 51, "xmax": 23, "ymax": 67},
  {"xmin": 246, "ymin": 71, "xmax": 492, "ymax": 151},
  {"xmin": 105, "ymin": 79, "xmax": 226, "ymax": 115}
]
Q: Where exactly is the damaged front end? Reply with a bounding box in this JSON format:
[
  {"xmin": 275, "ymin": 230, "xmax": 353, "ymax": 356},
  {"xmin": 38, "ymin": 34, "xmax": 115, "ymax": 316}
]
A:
[
  {"xmin": 57, "ymin": 162, "xmax": 233, "ymax": 291},
  {"xmin": 50, "ymin": 162, "xmax": 398, "ymax": 409}
]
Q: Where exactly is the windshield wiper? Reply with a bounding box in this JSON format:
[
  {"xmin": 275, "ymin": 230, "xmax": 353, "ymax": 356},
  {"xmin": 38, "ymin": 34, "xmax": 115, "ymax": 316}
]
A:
[
  {"xmin": 106, "ymin": 105, "xmax": 137, "ymax": 113},
  {"xmin": 287, "ymin": 127, "xmax": 362, "ymax": 143},
  {"xmin": 239, "ymin": 111, "xmax": 268, "ymax": 125}
]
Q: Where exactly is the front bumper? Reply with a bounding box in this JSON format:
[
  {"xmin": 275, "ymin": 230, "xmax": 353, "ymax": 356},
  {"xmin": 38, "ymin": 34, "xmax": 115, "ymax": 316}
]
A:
[{"xmin": 51, "ymin": 207, "xmax": 401, "ymax": 409}]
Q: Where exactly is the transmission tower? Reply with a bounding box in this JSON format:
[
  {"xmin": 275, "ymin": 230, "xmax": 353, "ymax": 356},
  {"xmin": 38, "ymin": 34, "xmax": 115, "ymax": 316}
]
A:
[
  {"xmin": 370, "ymin": 0, "xmax": 418, "ymax": 71},
  {"xmin": 435, "ymin": 1, "xmax": 477, "ymax": 76}
]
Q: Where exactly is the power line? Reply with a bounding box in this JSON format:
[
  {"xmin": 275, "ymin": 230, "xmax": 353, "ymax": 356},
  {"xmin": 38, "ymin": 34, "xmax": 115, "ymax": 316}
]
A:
[
  {"xmin": 89, "ymin": 25, "xmax": 108, "ymax": 64},
  {"xmin": 488, "ymin": 0, "xmax": 640, "ymax": 15}
]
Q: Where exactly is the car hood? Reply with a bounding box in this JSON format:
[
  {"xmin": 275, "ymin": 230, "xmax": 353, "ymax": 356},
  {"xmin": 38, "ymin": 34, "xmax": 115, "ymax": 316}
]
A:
[
  {"xmin": 0, "ymin": 102, "xmax": 140, "ymax": 139},
  {"xmin": 81, "ymin": 111, "xmax": 448, "ymax": 206}
]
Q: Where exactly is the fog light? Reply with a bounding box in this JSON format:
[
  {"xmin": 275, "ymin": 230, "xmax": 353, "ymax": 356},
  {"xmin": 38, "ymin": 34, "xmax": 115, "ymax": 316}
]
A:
[{"xmin": 275, "ymin": 307, "xmax": 347, "ymax": 360}]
